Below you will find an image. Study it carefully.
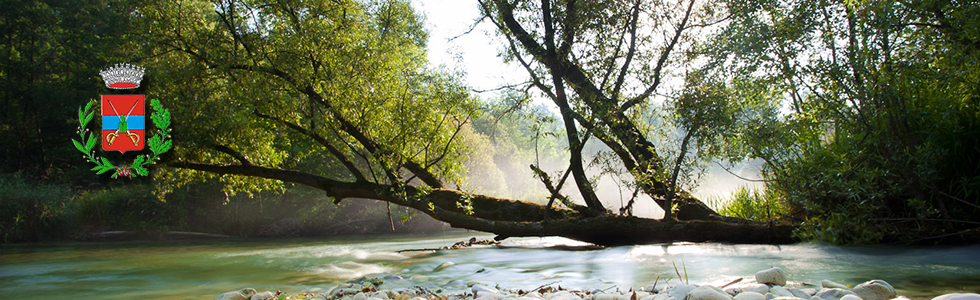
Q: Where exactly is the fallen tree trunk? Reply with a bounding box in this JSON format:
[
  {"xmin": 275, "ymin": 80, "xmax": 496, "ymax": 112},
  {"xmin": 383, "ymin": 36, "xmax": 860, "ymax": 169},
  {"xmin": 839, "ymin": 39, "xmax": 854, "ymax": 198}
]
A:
[{"xmin": 173, "ymin": 162, "xmax": 797, "ymax": 246}]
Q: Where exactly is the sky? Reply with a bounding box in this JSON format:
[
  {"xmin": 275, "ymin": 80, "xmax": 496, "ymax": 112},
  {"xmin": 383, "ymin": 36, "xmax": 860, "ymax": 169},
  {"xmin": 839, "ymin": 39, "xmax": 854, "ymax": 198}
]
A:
[
  {"xmin": 411, "ymin": 0, "xmax": 521, "ymax": 96},
  {"xmin": 411, "ymin": 1, "xmax": 764, "ymax": 213}
]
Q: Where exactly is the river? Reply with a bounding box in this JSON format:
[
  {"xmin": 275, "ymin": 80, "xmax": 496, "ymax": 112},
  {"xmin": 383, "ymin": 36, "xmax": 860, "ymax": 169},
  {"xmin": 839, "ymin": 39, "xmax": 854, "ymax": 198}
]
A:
[{"xmin": 2, "ymin": 232, "xmax": 979, "ymax": 299}]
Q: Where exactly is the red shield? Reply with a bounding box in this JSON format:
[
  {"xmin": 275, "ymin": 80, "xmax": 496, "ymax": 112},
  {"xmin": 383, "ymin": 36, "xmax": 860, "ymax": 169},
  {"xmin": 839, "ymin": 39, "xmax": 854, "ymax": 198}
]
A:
[{"xmin": 101, "ymin": 95, "xmax": 145, "ymax": 153}]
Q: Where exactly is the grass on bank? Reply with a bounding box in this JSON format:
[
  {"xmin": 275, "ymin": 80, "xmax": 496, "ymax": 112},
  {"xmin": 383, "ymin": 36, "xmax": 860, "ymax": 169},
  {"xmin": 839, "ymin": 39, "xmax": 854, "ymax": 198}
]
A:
[{"xmin": 706, "ymin": 185, "xmax": 785, "ymax": 223}]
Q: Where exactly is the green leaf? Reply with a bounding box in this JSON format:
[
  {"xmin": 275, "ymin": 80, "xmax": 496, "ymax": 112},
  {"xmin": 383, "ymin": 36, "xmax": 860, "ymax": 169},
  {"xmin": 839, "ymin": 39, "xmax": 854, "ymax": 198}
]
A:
[
  {"xmin": 85, "ymin": 99, "xmax": 95, "ymax": 113},
  {"xmin": 82, "ymin": 111, "xmax": 94, "ymax": 128},
  {"xmin": 133, "ymin": 156, "xmax": 149, "ymax": 176},
  {"xmin": 148, "ymin": 135, "xmax": 162, "ymax": 153},
  {"xmin": 159, "ymin": 139, "xmax": 172, "ymax": 154},
  {"xmin": 131, "ymin": 155, "xmax": 149, "ymax": 176},
  {"xmin": 94, "ymin": 166, "xmax": 113, "ymax": 174},
  {"xmin": 100, "ymin": 157, "xmax": 115, "ymax": 168},
  {"xmin": 72, "ymin": 139, "xmax": 86, "ymax": 154},
  {"xmin": 85, "ymin": 132, "xmax": 97, "ymax": 152}
]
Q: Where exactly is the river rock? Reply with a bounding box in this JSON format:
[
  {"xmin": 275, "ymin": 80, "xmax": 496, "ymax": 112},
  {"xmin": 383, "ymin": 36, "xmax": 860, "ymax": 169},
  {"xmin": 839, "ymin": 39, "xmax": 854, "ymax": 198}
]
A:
[
  {"xmin": 473, "ymin": 284, "xmax": 501, "ymax": 294},
  {"xmin": 547, "ymin": 291, "xmax": 583, "ymax": 300},
  {"xmin": 687, "ymin": 286, "xmax": 733, "ymax": 300},
  {"xmin": 821, "ymin": 281, "xmax": 849, "ymax": 290},
  {"xmin": 769, "ymin": 286, "xmax": 794, "ymax": 298},
  {"xmin": 655, "ymin": 284, "xmax": 698, "ymax": 300},
  {"xmin": 756, "ymin": 268, "xmax": 787, "ymax": 286},
  {"xmin": 735, "ymin": 292, "xmax": 767, "ymax": 300},
  {"xmin": 303, "ymin": 288, "xmax": 330, "ymax": 296},
  {"xmin": 215, "ymin": 288, "xmax": 257, "ymax": 300},
  {"xmin": 250, "ymin": 291, "xmax": 276, "ymax": 300},
  {"xmin": 839, "ymin": 295, "xmax": 862, "ymax": 300},
  {"xmin": 726, "ymin": 283, "xmax": 770, "ymax": 296},
  {"xmin": 788, "ymin": 289, "xmax": 811, "ymax": 299},
  {"xmin": 851, "ymin": 280, "xmax": 895, "ymax": 300},
  {"xmin": 596, "ymin": 294, "xmax": 628, "ymax": 300},
  {"xmin": 814, "ymin": 288, "xmax": 859, "ymax": 300},
  {"xmin": 933, "ymin": 294, "xmax": 980, "ymax": 300}
]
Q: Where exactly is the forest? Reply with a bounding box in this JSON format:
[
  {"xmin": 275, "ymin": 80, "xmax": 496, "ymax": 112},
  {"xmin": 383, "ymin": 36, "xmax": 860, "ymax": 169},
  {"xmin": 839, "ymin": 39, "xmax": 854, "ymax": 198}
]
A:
[{"xmin": 1, "ymin": 0, "xmax": 978, "ymax": 245}]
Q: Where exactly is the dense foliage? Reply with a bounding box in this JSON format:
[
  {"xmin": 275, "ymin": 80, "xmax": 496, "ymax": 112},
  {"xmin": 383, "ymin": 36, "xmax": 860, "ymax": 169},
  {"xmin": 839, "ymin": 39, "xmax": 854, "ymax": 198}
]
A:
[{"xmin": 703, "ymin": 0, "xmax": 980, "ymax": 244}]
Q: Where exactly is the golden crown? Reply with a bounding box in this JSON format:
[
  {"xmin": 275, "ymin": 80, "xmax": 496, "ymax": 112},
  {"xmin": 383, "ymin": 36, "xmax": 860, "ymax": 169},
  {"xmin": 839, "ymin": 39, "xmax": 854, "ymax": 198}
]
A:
[{"xmin": 99, "ymin": 63, "xmax": 145, "ymax": 89}]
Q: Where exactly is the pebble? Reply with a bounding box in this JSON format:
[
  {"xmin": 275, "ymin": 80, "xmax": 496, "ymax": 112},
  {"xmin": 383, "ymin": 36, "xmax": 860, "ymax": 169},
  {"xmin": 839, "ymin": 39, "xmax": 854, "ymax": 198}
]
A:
[
  {"xmin": 214, "ymin": 288, "xmax": 257, "ymax": 300},
  {"xmin": 820, "ymin": 280, "xmax": 848, "ymax": 290},
  {"xmin": 250, "ymin": 291, "xmax": 276, "ymax": 300},
  {"xmin": 814, "ymin": 288, "xmax": 858, "ymax": 300},
  {"xmin": 788, "ymin": 289, "xmax": 811, "ymax": 299},
  {"xmin": 755, "ymin": 268, "xmax": 787, "ymax": 286},
  {"xmin": 768, "ymin": 286, "xmax": 794, "ymax": 298},
  {"xmin": 734, "ymin": 292, "xmax": 766, "ymax": 300},
  {"xmin": 473, "ymin": 284, "xmax": 501, "ymax": 294},
  {"xmin": 933, "ymin": 294, "xmax": 980, "ymax": 300},
  {"xmin": 687, "ymin": 286, "xmax": 734, "ymax": 300},
  {"xmin": 548, "ymin": 291, "xmax": 583, "ymax": 300},
  {"xmin": 851, "ymin": 280, "xmax": 895, "ymax": 300},
  {"xmin": 210, "ymin": 268, "xmax": 960, "ymax": 300}
]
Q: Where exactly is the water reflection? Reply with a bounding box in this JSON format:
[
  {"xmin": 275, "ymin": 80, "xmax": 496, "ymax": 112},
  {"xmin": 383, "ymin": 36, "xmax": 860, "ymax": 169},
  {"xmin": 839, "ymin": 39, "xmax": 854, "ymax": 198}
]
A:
[{"xmin": 1, "ymin": 234, "xmax": 979, "ymax": 300}]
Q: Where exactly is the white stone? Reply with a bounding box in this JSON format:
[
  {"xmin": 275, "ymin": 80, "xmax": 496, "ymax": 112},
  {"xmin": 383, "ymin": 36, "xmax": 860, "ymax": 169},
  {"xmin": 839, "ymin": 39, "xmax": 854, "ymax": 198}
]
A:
[
  {"xmin": 250, "ymin": 291, "xmax": 276, "ymax": 300},
  {"xmin": 755, "ymin": 268, "xmax": 787, "ymax": 286},
  {"xmin": 788, "ymin": 289, "xmax": 811, "ymax": 299},
  {"xmin": 640, "ymin": 295, "xmax": 657, "ymax": 300},
  {"xmin": 769, "ymin": 287, "xmax": 794, "ymax": 298},
  {"xmin": 772, "ymin": 297, "xmax": 804, "ymax": 300},
  {"xmin": 473, "ymin": 284, "xmax": 501, "ymax": 294},
  {"xmin": 735, "ymin": 292, "xmax": 767, "ymax": 300},
  {"xmin": 669, "ymin": 284, "xmax": 699, "ymax": 300},
  {"xmin": 548, "ymin": 291, "xmax": 584, "ymax": 300},
  {"xmin": 372, "ymin": 292, "xmax": 391, "ymax": 300},
  {"xmin": 821, "ymin": 281, "xmax": 849, "ymax": 290},
  {"xmin": 851, "ymin": 280, "xmax": 895, "ymax": 300},
  {"xmin": 596, "ymin": 294, "xmax": 625, "ymax": 300},
  {"xmin": 215, "ymin": 289, "xmax": 257, "ymax": 300},
  {"xmin": 932, "ymin": 294, "xmax": 980, "ymax": 300},
  {"xmin": 815, "ymin": 289, "xmax": 859, "ymax": 300},
  {"xmin": 476, "ymin": 294, "xmax": 503, "ymax": 300},
  {"xmin": 354, "ymin": 292, "xmax": 368, "ymax": 300},
  {"xmin": 687, "ymin": 286, "xmax": 733, "ymax": 300},
  {"xmin": 745, "ymin": 284, "xmax": 771, "ymax": 294},
  {"xmin": 726, "ymin": 284, "xmax": 770, "ymax": 296},
  {"xmin": 840, "ymin": 295, "xmax": 863, "ymax": 300}
]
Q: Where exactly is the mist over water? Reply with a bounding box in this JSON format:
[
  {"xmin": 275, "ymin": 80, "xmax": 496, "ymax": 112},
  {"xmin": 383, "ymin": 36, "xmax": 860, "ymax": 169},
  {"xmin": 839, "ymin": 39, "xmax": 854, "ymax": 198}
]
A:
[{"xmin": 3, "ymin": 233, "xmax": 979, "ymax": 300}]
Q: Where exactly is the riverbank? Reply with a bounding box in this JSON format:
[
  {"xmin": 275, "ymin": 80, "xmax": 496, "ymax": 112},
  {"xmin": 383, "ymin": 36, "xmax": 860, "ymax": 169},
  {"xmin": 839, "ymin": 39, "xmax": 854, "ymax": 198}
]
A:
[{"xmin": 213, "ymin": 266, "xmax": 980, "ymax": 300}]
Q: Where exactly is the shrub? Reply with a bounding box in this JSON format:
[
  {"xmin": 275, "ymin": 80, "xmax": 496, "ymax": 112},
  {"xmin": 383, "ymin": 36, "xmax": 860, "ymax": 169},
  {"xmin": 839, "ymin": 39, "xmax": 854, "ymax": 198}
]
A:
[{"xmin": 0, "ymin": 173, "xmax": 76, "ymax": 242}]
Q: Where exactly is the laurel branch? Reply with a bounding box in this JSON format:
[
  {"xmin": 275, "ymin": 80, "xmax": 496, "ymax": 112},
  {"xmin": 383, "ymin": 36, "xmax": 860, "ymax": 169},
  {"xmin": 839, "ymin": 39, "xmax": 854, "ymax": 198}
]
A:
[{"xmin": 73, "ymin": 99, "xmax": 172, "ymax": 178}]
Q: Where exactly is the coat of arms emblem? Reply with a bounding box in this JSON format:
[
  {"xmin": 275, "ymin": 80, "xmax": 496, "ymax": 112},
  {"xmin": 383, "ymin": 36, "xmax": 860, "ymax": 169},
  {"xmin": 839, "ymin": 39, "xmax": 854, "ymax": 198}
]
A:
[{"xmin": 72, "ymin": 63, "xmax": 172, "ymax": 178}]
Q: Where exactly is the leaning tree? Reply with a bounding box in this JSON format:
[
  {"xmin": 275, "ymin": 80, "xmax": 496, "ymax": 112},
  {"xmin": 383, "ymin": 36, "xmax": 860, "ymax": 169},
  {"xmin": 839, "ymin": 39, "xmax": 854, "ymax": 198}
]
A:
[{"xmin": 137, "ymin": 0, "xmax": 792, "ymax": 245}]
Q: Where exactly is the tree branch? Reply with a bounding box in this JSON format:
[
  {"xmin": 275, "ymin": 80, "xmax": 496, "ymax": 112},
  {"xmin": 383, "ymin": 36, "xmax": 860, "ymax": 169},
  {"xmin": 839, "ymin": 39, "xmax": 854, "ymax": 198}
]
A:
[
  {"xmin": 620, "ymin": 0, "xmax": 697, "ymax": 112},
  {"xmin": 213, "ymin": 144, "xmax": 252, "ymax": 166},
  {"xmin": 253, "ymin": 109, "xmax": 368, "ymax": 182}
]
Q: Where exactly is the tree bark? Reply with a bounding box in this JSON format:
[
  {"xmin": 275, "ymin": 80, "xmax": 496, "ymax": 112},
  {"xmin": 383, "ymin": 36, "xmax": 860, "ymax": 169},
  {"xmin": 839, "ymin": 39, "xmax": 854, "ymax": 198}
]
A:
[{"xmin": 170, "ymin": 161, "xmax": 796, "ymax": 246}]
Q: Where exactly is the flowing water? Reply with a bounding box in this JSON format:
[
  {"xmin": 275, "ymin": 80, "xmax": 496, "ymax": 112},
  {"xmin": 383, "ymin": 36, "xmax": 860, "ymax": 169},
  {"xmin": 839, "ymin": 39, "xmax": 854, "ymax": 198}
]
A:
[{"xmin": 2, "ymin": 232, "xmax": 979, "ymax": 300}]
